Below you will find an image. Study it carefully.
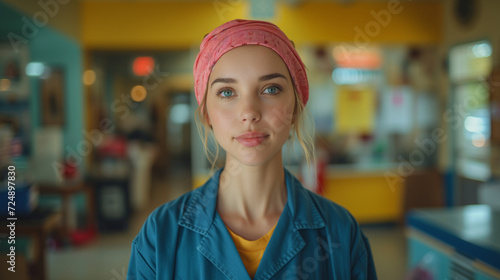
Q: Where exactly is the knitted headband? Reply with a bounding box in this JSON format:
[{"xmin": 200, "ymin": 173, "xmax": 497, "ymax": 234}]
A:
[{"xmin": 193, "ymin": 19, "xmax": 309, "ymax": 106}]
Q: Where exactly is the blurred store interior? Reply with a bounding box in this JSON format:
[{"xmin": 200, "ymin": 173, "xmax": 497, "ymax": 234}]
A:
[{"xmin": 0, "ymin": 0, "xmax": 499, "ymax": 279}]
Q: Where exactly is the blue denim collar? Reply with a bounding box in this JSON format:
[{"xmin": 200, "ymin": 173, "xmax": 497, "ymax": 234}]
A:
[{"xmin": 178, "ymin": 167, "xmax": 325, "ymax": 234}]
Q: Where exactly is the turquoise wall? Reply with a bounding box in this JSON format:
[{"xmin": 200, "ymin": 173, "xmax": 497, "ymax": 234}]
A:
[{"xmin": 29, "ymin": 27, "xmax": 84, "ymax": 164}]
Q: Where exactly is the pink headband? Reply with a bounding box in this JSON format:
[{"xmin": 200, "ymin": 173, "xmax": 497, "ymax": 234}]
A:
[{"xmin": 193, "ymin": 19, "xmax": 309, "ymax": 106}]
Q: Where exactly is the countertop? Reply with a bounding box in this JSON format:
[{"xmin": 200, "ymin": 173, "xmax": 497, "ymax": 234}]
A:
[{"xmin": 407, "ymin": 204, "xmax": 500, "ymax": 271}]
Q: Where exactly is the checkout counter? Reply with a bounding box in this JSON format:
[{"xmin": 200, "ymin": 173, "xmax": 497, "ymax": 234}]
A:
[{"xmin": 406, "ymin": 205, "xmax": 500, "ymax": 280}]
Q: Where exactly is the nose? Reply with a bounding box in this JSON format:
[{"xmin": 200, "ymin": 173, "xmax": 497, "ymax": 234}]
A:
[{"xmin": 239, "ymin": 96, "xmax": 261, "ymax": 123}]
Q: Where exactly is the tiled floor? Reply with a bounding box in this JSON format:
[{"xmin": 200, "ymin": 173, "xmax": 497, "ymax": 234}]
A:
[
  {"xmin": 47, "ymin": 171, "xmax": 408, "ymax": 280},
  {"xmin": 363, "ymin": 225, "xmax": 408, "ymax": 280}
]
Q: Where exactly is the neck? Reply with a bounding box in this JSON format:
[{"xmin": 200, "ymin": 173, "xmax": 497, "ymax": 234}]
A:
[{"xmin": 217, "ymin": 154, "xmax": 287, "ymax": 223}]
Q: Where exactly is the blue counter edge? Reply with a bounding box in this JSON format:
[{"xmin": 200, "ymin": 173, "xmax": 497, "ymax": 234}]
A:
[{"xmin": 407, "ymin": 211, "xmax": 500, "ymax": 271}]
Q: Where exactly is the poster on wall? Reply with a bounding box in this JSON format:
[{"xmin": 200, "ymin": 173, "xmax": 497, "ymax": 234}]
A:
[
  {"xmin": 41, "ymin": 68, "xmax": 65, "ymax": 126},
  {"xmin": 335, "ymin": 85, "xmax": 376, "ymax": 134},
  {"xmin": 380, "ymin": 86, "xmax": 413, "ymax": 134},
  {"xmin": 0, "ymin": 44, "xmax": 29, "ymax": 97}
]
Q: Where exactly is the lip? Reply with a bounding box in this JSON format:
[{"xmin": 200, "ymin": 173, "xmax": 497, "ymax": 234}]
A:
[{"xmin": 235, "ymin": 132, "xmax": 269, "ymax": 147}]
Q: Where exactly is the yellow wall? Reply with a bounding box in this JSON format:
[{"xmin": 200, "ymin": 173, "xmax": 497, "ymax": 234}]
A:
[
  {"xmin": 82, "ymin": 1, "xmax": 442, "ymax": 50},
  {"xmin": 82, "ymin": 1, "xmax": 241, "ymax": 49},
  {"xmin": 275, "ymin": 1, "xmax": 442, "ymax": 44}
]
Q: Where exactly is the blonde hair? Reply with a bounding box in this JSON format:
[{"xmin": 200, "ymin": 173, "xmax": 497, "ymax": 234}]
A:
[{"xmin": 195, "ymin": 86, "xmax": 316, "ymax": 173}]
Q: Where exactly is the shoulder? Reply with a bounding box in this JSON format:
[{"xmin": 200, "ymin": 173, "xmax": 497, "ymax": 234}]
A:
[
  {"xmin": 135, "ymin": 171, "xmax": 221, "ymax": 243},
  {"xmin": 132, "ymin": 190, "xmax": 194, "ymax": 250},
  {"xmin": 296, "ymin": 185, "xmax": 376, "ymax": 266},
  {"xmin": 139, "ymin": 186, "xmax": 200, "ymax": 234},
  {"xmin": 128, "ymin": 184, "xmax": 210, "ymax": 277}
]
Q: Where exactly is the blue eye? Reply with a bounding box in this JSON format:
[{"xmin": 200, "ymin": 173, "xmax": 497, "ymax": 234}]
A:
[
  {"xmin": 218, "ymin": 89, "xmax": 234, "ymax": 99},
  {"xmin": 263, "ymin": 85, "xmax": 281, "ymax": 95}
]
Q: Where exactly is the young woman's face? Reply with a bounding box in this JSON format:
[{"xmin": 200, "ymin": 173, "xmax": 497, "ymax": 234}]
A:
[{"xmin": 206, "ymin": 45, "xmax": 296, "ymax": 167}]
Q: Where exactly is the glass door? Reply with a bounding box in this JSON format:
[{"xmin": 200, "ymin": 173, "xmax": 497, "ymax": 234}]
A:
[{"xmin": 449, "ymin": 40, "xmax": 493, "ymax": 204}]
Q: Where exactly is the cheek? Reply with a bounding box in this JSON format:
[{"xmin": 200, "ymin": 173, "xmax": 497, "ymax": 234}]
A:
[
  {"xmin": 267, "ymin": 102, "xmax": 295, "ymax": 131},
  {"xmin": 206, "ymin": 100, "xmax": 225, "ymax": 126},
  {"xmin": 210, "ymin": 110, "xmax": 234, "ymax": 135}
]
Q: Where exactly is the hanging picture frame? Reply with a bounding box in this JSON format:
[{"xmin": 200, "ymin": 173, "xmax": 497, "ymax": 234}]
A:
[
  {"xmin": 0, "ymin": 44, "xmax": 29, "ymax": 98},
  {"xmin": 41, "ymin": 68, "xmax": 65, "ymax": 126}
]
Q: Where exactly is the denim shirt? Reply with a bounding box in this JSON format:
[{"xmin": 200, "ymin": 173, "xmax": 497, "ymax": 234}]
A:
[{"xmin": 127, "ymin": 168, "xmax": 377, "ymax": 280}]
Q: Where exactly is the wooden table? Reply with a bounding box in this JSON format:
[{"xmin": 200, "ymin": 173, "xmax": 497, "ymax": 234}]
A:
[
  {"xmin": 38, "ymin": 181, "xmax": 96, "ymax": 240},
  {"xmin": 0, "ymin": 209, "xmax": 62, "ymax": 280}
]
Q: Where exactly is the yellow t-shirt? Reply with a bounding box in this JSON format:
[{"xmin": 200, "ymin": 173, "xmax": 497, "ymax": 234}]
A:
[{"xmin": 226, "ymin": 224, "xmax": 276, "ymax": 279}]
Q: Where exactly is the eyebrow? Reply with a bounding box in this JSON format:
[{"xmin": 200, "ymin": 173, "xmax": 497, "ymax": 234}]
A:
[
  {"xmin": 259, "ymin": 73, "xmax": 288, "ymax": 81},
  {"xmin": 210, "ymin": 78, "xmax": 236, "ymax": 87},
  {"xmin": 210, "ymin": 73, "xmax": 288, "ymax": 87}
]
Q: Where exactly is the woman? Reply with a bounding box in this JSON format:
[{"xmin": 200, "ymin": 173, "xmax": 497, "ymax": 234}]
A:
[{"xmin": 127, "ymin": 19, "xmax": 377, "ymax": 280}]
